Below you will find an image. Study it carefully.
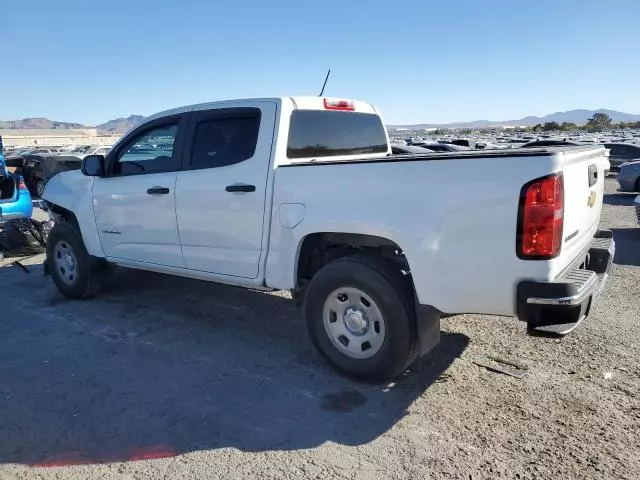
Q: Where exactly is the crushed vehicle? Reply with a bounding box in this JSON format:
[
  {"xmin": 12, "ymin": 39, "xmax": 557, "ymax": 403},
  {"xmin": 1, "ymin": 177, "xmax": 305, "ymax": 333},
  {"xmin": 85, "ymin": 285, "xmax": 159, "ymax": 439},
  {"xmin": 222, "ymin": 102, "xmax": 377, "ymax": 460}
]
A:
[
  {"xmin": 43, "ymin": 96, "xmax": 615, "ymax": 380},
  {"xmin": 22, "ymin": 153, "xmax": 83, "ymax": 197},
  {"xmin": 0, "ymin": 152, "xmax": 33, "ymax": 225}
]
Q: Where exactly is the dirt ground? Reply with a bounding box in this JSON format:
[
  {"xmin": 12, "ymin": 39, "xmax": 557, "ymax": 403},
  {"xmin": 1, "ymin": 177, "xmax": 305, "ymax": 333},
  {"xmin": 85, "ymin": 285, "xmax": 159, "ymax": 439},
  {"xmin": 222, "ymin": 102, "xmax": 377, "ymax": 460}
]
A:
[{"xmin": 0, "ymin": 177, "xmax": 638, "ymax": 479}]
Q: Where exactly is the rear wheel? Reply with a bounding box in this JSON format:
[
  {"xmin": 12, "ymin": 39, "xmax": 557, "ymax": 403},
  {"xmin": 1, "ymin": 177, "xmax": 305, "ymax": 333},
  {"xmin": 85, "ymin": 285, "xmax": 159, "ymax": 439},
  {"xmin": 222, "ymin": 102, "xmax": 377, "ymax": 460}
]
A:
[
  {"xmin": 304, "ymin": 255, "xmax": 418, "ymax": 381},
  {"xmin": 635, "ymin": 177, "xmax": 640, "ymax": 193},
  {"xmin": 47, "ymin": 222, "xmax": 111, "ymax": 299}
]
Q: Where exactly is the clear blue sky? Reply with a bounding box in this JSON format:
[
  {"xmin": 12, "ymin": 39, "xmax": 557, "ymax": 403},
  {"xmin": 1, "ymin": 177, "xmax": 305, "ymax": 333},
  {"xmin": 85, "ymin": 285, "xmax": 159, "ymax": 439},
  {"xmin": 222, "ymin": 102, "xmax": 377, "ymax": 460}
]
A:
[{"xmin": 3, "ymin": 0, "xmax": 639, "ymax": 125}]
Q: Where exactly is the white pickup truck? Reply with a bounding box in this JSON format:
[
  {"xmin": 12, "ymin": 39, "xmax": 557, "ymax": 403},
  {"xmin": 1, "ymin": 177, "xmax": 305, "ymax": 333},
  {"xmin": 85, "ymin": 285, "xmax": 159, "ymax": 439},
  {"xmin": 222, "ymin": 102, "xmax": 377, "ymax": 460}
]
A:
[{"xmin": 43, "ymin": 96, "xmax": 615, "ymax": 380}]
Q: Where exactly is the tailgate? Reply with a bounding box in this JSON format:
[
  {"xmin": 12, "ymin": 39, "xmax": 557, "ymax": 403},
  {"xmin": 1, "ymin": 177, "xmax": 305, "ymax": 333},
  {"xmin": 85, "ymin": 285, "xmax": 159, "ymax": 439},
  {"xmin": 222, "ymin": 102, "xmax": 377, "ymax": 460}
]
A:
[{"xmin": 553, "ymin": 147, "xmax": 607, "ymax": 277}]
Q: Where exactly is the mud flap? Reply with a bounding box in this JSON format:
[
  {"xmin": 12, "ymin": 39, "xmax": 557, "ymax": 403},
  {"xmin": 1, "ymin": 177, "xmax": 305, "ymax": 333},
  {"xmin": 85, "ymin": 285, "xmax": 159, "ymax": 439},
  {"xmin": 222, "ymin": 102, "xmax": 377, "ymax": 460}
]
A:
[{"xmin": 416, "ymin": 305, "xmax": 441, "ymax": 356}]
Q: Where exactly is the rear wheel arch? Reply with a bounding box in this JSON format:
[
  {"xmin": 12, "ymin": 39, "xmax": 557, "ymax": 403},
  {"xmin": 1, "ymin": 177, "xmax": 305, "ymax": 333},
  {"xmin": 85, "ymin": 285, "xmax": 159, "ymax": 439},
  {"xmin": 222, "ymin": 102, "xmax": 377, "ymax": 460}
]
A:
[{"xmin": 294, "ymin": 232, "xmax": 413, "ymax": 303}]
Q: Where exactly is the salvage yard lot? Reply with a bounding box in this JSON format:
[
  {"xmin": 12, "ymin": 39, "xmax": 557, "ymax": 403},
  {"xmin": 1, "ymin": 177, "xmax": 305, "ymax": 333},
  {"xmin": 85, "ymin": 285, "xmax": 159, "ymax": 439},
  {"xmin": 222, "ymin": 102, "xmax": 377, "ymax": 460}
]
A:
[{"xmin": 0, "ymin": 177, "xmax": 638, "ymax": 480}]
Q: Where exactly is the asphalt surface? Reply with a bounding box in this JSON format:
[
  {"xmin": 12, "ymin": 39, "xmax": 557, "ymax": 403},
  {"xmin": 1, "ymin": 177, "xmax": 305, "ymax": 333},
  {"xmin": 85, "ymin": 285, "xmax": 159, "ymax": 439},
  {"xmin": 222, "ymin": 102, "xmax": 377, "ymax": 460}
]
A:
[{"xmin": 0, "ymin": 177, "xmax": 638, "ymax": 479}]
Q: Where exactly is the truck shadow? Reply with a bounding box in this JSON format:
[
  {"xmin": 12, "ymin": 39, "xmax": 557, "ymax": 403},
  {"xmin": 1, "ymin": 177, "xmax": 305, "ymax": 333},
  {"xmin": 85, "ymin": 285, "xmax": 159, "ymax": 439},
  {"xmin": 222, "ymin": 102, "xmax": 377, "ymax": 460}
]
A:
[
  {"xmin": 0, "ymin": 264, "xmax": 469, "ymax": 467},
  {"xmin": 611, "ymin": 228, "xmax": 640, "ymax": 267}
]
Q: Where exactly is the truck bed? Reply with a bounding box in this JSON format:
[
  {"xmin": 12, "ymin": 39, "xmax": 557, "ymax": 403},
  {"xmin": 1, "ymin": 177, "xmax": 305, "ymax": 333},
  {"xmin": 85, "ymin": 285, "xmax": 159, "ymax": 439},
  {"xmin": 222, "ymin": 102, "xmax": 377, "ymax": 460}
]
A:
[{"xmin": 270, "ymin": 145, "xmax": 608, "ymax": 317}]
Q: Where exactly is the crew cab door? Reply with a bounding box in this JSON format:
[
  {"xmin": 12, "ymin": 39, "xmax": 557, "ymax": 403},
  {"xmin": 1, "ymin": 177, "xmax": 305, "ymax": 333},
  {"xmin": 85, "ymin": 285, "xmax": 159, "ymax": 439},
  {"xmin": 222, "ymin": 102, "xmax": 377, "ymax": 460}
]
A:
[
  {"xmin": 92, "ymin": 114, "xmax": 188, "ymax": 267},
  {"xmin": 175, "ymin": 102, "xmax": 277, "ymax": 278}
]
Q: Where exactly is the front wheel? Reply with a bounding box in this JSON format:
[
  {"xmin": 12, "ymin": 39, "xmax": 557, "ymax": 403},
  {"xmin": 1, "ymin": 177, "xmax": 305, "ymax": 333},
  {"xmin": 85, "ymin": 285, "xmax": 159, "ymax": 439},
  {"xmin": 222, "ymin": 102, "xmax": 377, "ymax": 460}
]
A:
[
  {"xmin": 46, "ymin": 222, "xmax": 111, "ymax": 299},
  {"xmin": 304, "ymin": 255, "xmax": 418, "ymax": 381}
]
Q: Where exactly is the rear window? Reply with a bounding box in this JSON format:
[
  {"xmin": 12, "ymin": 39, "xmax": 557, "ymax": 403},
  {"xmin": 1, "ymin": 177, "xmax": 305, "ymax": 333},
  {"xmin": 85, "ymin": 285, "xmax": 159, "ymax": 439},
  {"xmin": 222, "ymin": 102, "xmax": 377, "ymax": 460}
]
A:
[{"xmin": 287, "ymin": 110, "xmax": 388, "ymax": 159}]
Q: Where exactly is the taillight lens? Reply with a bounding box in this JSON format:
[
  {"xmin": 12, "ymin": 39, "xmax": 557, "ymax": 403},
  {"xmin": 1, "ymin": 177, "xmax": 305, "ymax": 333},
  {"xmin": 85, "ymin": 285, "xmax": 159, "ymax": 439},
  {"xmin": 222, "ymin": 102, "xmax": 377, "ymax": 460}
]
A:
[
  {"xmin": 517, "ymin": 173, "xmax": 564, "ymax": 259},
  {"xmin": 17, "ymin": 177, "xmax": 27, "ymax": 190}
]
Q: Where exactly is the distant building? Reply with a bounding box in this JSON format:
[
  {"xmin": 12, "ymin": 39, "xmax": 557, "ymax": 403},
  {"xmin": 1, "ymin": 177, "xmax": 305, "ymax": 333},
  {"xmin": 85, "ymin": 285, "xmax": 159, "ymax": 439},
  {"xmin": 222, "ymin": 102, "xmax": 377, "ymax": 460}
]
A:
[{"xmin": 0, "ymin": 128, "xmax": 117, "ymax": 147}]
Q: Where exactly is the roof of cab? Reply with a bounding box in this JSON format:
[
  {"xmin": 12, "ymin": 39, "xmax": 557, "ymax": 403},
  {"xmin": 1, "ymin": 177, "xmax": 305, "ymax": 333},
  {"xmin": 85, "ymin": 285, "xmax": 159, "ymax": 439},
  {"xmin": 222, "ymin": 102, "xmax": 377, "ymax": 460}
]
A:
[{"xmin": 144, "ymin": 97, "xmax": 377, "ymax": 123}]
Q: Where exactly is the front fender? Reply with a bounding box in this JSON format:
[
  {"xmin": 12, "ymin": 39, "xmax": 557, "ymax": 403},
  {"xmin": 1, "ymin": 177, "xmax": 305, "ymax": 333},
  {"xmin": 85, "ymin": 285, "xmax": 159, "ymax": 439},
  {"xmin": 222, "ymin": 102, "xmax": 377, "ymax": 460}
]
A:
[{"xmin": 42, "ymin": 171, "xmax": 105, "ymax": 257}]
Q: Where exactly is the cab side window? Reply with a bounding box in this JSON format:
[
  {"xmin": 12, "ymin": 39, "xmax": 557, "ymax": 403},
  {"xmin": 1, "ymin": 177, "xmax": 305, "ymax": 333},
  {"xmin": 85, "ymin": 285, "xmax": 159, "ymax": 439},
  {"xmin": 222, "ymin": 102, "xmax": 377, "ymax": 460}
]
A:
[
  {"xmin": 190, "ymin": 110, "xmax": 261, "ymax": 170},
  {"xmin": 114, "ymin": 124, "xmax": 179, "ymax": 175}
]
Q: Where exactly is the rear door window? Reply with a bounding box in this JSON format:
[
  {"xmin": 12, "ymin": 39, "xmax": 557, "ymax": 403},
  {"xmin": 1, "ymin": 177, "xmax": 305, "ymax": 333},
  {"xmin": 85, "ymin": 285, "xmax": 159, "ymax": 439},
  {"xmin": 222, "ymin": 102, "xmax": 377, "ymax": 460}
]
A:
[
  {"xmin": 287, "ymin": 110, "xmax": 388, "ymax": 159},
  {"xmin": 190, "ymin": 110, "xmax": 261, "ymax": 169}
]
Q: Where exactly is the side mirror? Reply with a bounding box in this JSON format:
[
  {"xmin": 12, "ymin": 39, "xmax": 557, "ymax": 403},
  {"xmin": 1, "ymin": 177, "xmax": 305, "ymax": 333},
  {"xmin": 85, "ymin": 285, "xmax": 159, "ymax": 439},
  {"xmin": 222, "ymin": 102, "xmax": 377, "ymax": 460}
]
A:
[{"xmin": 81, "ymin": 155, "xmax": 105, "ymax": 177}]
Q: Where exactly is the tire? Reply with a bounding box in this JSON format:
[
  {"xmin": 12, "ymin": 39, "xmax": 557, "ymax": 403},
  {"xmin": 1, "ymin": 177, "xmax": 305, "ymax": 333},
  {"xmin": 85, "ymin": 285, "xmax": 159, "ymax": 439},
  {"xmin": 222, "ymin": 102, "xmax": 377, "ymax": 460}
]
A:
[
  {"xmin": 46, "ymin": 222, "xmax": 110, "ymax": 299},
  {"xmin": 304, "ymin": 254, "xmax": 418, "ymax": 382},
  {"xmin": 635, "ymin": 178, "xmax": 640, "ymax": 193},
  {"xmin": 35, "ymin": 180, "xmax": 45, "ymax": 198}
]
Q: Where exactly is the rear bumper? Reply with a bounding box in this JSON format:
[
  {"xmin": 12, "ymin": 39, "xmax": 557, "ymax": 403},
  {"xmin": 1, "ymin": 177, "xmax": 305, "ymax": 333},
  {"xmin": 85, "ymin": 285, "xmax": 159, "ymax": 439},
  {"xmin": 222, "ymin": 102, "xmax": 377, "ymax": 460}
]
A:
[{"xmin": 516, "ymin": 230, "xmax": 615, "ymax": 335}]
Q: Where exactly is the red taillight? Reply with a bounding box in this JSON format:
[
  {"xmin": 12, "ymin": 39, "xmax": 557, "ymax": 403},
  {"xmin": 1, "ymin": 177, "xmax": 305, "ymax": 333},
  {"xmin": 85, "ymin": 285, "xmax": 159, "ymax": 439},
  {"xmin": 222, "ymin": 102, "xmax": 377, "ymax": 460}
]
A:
[
  {"xmin": 323, "ymin": 98, "xmax": 355, "ymax": 111},
  {"xmin": 518, "ymin": 173, "xmax": 564, "ymax": 259},
  {"xmin": 17, "ymin": 178, "xmax": 27, "ymax": 190}
]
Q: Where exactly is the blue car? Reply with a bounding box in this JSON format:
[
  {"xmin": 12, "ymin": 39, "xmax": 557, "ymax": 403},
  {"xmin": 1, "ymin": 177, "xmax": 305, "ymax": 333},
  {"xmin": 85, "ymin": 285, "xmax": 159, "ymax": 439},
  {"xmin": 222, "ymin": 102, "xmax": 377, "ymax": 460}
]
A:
[{"xmin": 0, "ymin": 153, "xmax": 33, "ymax": 225}]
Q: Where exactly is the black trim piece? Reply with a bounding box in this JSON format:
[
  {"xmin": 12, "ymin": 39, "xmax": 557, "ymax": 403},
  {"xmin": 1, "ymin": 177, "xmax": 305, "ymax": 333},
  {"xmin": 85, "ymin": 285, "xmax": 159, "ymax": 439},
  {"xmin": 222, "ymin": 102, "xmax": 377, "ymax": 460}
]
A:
[
  {"xmin": 515, "ymin": 172, "xmax": 564, "ymax": 260},
  {"xmin": 278, "ymin": 149, "xmax": 552, "ymax": 167},
  {"xmin": 146, "ymin": 187, "xmax": 170, "ymax": 195},
  {"xmin": 225, "ymin": 184, "xmax": 256, "ymax": 193}
]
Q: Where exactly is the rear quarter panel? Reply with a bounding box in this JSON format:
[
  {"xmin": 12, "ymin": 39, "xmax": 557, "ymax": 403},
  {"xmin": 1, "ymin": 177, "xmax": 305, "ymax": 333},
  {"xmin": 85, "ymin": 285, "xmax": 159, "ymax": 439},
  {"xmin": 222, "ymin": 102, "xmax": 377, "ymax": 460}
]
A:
[{"xmin": 266, "ymin": 152, "xmax": 570, "ymax": 316}]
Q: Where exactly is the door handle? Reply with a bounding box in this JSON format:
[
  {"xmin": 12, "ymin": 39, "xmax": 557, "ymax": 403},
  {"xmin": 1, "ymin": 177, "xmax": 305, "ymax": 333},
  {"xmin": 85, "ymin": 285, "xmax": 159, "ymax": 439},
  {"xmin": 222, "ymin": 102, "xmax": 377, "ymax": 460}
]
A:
[
  {"xmin": 147, "ymin": 186, "xmax": 170, "ymax": 195},
  {"xmin": 225, "ymin": 184, "xmax": 256, "ymax": 193}
]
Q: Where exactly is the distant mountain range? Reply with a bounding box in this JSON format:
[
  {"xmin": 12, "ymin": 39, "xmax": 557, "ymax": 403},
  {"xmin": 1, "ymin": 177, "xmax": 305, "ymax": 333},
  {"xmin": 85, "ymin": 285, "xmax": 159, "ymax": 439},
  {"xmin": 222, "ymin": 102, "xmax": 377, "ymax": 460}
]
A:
[
  {"xmin": 2, "ymin": 109, "xmax": 640, "ymax": 135},
  {"xmin": 95, "ymin": 115, "xmax": 145, "ymax": 135},
  {"xmin": 0, "ymin": 118, "xmax": 87, "ymax": 130},
  {"xmin": 388, "ymin": 109, "xmax": 640, "ymax": 130},
  {"xmin": 0, "ymin": 115, "xmax": 145, "ymax": 135}
]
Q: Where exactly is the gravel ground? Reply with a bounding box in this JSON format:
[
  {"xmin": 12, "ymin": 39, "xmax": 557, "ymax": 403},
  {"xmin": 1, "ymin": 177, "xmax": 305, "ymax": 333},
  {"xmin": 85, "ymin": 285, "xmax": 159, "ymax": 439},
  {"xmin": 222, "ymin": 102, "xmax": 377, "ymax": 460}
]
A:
[{"xmin": 0, "ymin": 178, "xmax": 638, "ymax": 480}]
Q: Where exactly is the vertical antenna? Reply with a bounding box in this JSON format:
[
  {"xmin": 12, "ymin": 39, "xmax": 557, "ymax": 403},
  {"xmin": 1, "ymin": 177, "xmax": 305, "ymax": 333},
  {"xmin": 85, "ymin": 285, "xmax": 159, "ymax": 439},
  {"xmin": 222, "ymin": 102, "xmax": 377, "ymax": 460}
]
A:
[{"xmin": 319, "ymin": 69, "xmax": 331, "ymax": 96}]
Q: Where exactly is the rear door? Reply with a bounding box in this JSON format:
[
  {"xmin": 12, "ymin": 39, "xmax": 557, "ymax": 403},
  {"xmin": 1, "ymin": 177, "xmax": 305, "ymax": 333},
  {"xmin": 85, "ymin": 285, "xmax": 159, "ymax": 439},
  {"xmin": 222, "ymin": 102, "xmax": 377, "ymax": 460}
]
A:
[{"xmin": 175, "ymin": 102, "xmax": 277, "ymax": 278}]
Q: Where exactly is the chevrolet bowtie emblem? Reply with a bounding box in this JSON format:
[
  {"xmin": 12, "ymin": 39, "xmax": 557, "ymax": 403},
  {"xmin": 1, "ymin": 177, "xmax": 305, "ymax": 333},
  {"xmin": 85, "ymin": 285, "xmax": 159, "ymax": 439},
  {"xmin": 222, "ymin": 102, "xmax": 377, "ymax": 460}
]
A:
[{"xmin": 587, "ymin": 191, "xmax": 597, "ymax": 208}]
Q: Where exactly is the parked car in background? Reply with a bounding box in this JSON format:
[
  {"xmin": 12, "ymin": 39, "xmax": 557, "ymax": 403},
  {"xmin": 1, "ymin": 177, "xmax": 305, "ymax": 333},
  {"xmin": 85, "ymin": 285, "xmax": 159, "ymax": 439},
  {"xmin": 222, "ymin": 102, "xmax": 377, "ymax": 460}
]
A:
[
  {"xmin": 23, "ymin": 153, "xmax": 83, "ymax": 197},
  {"xmin": 0, "ymin": 170, "xmax": 33, "ymax": 225},
  {"xmin": 391, "ymin": 144, "xmax": 433, "ymax": 154},
  {"xmin": 89, "ymin": 146, "xmax": 112, "ymax": 156},
  {"xmin": 43, "ymin": 96, "xmax": 614, "ymax": 381},
  {"xmin": 603, "ymin": 143, "xmax": 640, "ymax": 171},
  {"xmin": 21, "ymin": 154, "xmax": 52, "ymax": 197},
  {"xmin": 439, "ymin": 139, "xmax": 474, "ymax": 148},
  {"xmin": 618, "ymin": 160, "xmax": 640, "ymax": 192},
  {"xmin": 521, "ymin": 140, "xmax": 580, "ymax": 148},
  {"xmin": 411, "ymin": 142, "xmax": 470, "ymax": 152}
]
